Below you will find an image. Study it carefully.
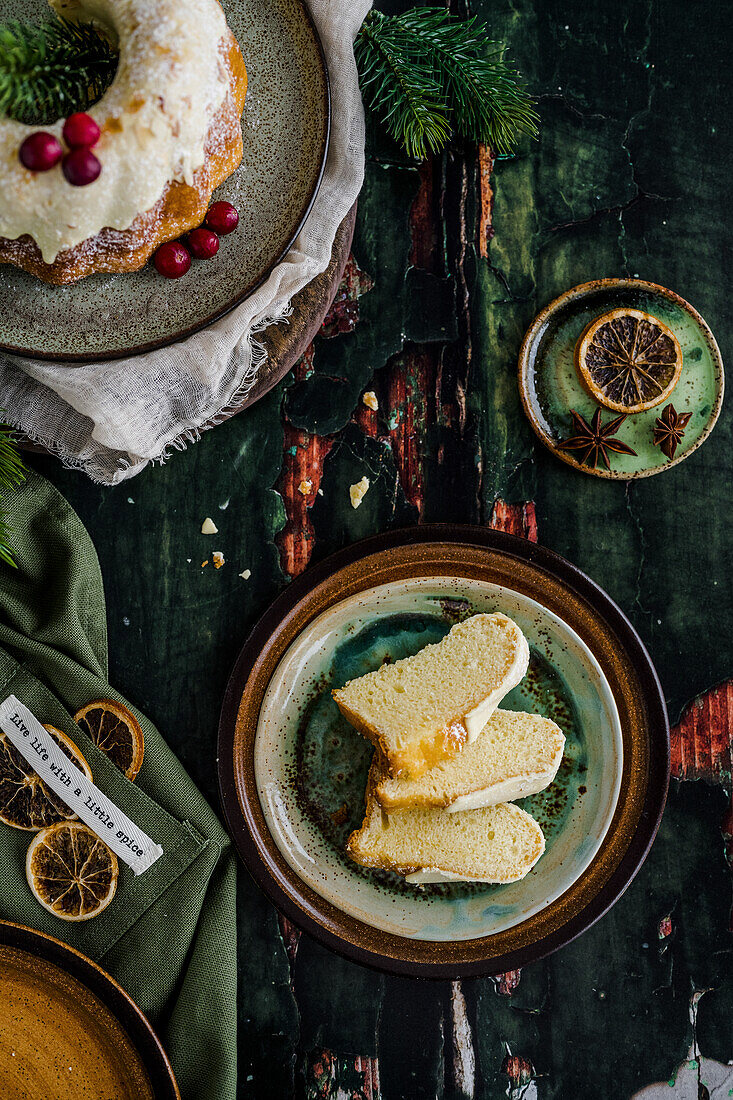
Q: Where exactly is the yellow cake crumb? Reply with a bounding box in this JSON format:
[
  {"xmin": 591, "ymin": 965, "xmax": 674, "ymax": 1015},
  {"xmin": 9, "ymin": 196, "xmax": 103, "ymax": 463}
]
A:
[
  {"xmin": 349, "ymin": 476, "xmax": 370, "ymax": 509},
  {"xmin": 298, "ymin": 479, "xmax": 313, "ymax": 496},
  {"xmin": 212, "ymin": 551, "xmax": 225, "ymax": 569},
  {"xmin": 362, "ymin": 391, "xmax": 378, "ymax": 411}
]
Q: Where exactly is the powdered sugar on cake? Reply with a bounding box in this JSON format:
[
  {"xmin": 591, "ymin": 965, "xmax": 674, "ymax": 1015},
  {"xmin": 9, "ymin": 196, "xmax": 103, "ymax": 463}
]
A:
[{"xmin": 0, "ymin": 0, "xmax": 233, "ymax": 263}]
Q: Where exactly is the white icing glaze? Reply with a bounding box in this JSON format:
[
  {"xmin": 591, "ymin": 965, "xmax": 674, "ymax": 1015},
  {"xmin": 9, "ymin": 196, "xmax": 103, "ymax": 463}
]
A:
[
  {"xmin": 0, "ymin": 0, "xmax": 232, "ymax": 262},
  {"xmin": 404, "ymin": 851, "xmax": 544, "ymax": 886},
  {"xmin": 463, "ymin": 619, "xmax": 530, "ymax": 741},
  {"xmin": 445, "ymin": 763, "xmax": 562, "ymax": 814}
]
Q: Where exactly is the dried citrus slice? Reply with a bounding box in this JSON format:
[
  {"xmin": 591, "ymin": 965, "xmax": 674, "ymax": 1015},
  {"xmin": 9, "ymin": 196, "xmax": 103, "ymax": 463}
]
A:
[
  {"xmin": 26, "ymin": 821, "xmax": 118, "ymax": 922},
  {"xmin": 576, "ymin": 308, "xmax": 682, "ymax": 413},
  {"xmin": 74, "ymin": 699, "xmax": 144, "ymax": 781},
  {"xmin": 0, "ymin": 724, "xmax": 92, "ymax": 831}
]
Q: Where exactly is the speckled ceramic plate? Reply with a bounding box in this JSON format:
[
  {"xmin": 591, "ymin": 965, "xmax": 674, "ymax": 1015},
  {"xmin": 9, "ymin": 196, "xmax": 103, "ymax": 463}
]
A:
[
  {"xmin": 218, "ymin": 527, "xmax": 670, "ymax": 978},
  {"xmin": 0, "ymin": 0, "xmax": 330, "ymax": 361},
  {"xmin": 518, "ymin": 279, "xmax": 724, "ymax": 478},
  {"xmin": 0, "ymin": 920, "xmax": 180, "ymax": 1099}
]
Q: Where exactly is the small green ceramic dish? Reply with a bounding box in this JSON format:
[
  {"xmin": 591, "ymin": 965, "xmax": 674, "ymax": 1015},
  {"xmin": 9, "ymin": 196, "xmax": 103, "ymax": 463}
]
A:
[
  {"xmin": 0, "ymin": 0, "xmax": 330, "ymax": 361},
  {"xmin": 518, "ymin": 279, "xmax": 724, "ymax": 478},
  {"xmin": 218, "ymin": 527, "xmax": 670, "ymax": 978}
]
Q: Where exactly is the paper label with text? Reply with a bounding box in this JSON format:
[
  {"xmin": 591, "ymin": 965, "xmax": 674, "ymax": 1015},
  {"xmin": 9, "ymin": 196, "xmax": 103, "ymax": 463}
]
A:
[{"xmin": 0, "ymin": 695, "xmax": 163, "ymax": 875}]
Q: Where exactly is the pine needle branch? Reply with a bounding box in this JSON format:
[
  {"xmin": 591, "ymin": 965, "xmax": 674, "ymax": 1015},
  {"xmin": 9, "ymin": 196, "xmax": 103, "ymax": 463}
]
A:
[
  {"xmin": 0, "ymin": 17, "xmax": 118, "ymax": 126},
  {"xmin": 0, "ymin": 423, "xmax": 25, "ymax": 569},
  {"xmin": 355, "ymin": 12, "xmax": 452, "ymax": 160},
  {"xmin": 356, "ymin": 9, "xmax": 538, "ymax": 160}
]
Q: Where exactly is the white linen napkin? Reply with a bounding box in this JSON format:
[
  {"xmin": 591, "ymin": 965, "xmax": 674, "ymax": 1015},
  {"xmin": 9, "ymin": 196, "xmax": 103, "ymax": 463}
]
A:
[{"xmin": 0, "ymin": 0, "xmax": 370, "ymax": 484}]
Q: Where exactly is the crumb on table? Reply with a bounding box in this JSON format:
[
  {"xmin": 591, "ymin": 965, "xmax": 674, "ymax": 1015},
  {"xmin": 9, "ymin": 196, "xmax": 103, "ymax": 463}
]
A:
[
  {"xmin": 201, "ymin": 517, "xmax": 218, "ymax": 534},
  {"xmin": 349, "ymin": 476, "xmax": 370, "ymax": 509},
  {"xmin": 362, "ymin": 391, "xmax": 378, "ymax": 411}
]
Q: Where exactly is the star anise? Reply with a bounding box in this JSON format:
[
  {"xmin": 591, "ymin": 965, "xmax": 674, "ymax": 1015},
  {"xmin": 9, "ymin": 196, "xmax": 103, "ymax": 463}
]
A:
[
  {"xmin": 557, "ymin": 408, "xmax": 637, "ymax": 470},
  {"xmin": 652, "ymin": 403, "xmax": 692, "ymax": 460}
]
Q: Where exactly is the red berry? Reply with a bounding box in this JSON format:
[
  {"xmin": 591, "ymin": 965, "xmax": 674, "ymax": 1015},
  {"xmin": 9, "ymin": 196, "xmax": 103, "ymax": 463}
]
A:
[
  {"xmin": 188, "ymin": 227, "xmax": 220, "ymax": 259},
  {"xmin": 205, "ymin": 201, "xmax": 239, "ymax": 235},
  {"xmin": 19, "ymin": 132, "xmax": 63, "ymax": 172},
  {"xmin": 62, "ymin": 148, "xmax": 101, "ymax": 186},
  {"xmin": 63, "ymin": 112, "xmax": 101, "ymax": 148},
  {"xmin": 154, "ymin": 241, "xmax": 192, "ymax": 278}
]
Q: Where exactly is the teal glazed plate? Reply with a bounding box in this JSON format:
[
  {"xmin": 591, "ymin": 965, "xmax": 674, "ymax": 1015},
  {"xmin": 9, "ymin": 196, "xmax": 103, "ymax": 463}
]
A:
[
  {"xmin": 218, "ymin": 527, "xmax": 670, "ymax": 978},
  {"xmin": 518, "ymin": 278, "xmax": 724, "ymax": 478},
  {"xmin": 0, "ymin": 0, "xmax": 330, "ymax": 361}
]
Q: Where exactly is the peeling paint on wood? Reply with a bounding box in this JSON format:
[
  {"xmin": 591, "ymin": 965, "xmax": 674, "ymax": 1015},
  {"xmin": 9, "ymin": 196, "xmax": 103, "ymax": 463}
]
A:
[
  {"xmin": 277, "ymin": 913, "xmax": 301, "ymax": 985},
  {"xmin": 277, "ymin": 254, "xmax": 375, "ymax": 577},
  {"xmin": 493, "ymin": 969, "xmax": 522, "ymax": 995},
  {"xmin": 477, "ymin": 144, "xmax": 495, "ymax": 259},
  {"xmin": 409, "ymin": 159, "xmax": 441, "ymax": 273},
  {"xmin": 276, "ymin": 405, "xmax": 334, "ymax": 578},
  {"xmin": 489, "ymin": 500, "xmax": 539, "ymax": 543},
  {"xmin": 319, "ymin": 255, "xmax": 374, "ymax": 339},
  {"xmin": 658, "ymin": 914, "xmax": 673, "ymax": 940},
  {"xmin": 302, "ymin": 1047, "xmax": 381, "ymax": 1100},
  {"xmin": 671, "ymin": 681, "xmax": 733, "ymax": 926},
  {"xmin": 353, "ymin": 400, "xmax": 379, "ymax": 439},
  {"xmin": 502, "ymin": 1050, "xmax": 537, "ymax": 1096},
  {"xmin": 383, "ymin": 349, "xmax": 429, "ymax": 517},
  {"xmin": 671, "ymin": 681, "xmax": 733, "ymax": 789},
  {"xmin": 449, "ymin": 980, "xmax": 476, "ymax": 1098}
]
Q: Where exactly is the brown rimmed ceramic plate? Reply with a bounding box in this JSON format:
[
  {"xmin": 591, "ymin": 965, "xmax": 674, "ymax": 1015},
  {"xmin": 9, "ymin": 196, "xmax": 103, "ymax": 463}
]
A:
[
  {"xmin": 518, "ymin": 278, "xmax": 724, "ymax": 478},
  {"xmin": 218, "ymin": 526, "xmax": 669, "ymax": 978},
  {"xmin": 0, "ymin": 920, "xmax": 180, "ymax": 1099},
  {"xmin": 0, "ymin": 0, "xmax": 330, "ymax": 362}
]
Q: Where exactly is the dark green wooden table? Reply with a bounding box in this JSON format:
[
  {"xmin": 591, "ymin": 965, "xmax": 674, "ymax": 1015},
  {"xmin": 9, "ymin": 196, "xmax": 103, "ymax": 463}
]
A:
[{"xmin": 32, "ymin": 0, "xmax": 732, "ymax": 1095}]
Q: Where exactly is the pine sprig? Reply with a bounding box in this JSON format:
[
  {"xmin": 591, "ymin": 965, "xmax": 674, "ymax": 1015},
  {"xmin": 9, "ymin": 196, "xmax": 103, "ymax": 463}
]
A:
[
  {"xmin": 0, "ymin": 423, "xmax": 25, "ymax": 569},
  {"xmin": 0, "ymin": 17, "xmax": 117, "ymax": 126},
  {"xmin": 355, "ymin": 9, "xmax": 538, "ymax": 160},
  {"xmin": 356, "ymin": 14, "xmax": 452, "ymax": 161}
]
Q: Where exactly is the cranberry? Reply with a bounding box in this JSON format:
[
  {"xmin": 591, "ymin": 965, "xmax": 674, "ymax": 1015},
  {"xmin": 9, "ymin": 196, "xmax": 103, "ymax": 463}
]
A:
[
  {"xmin": 62, "ymin": 148, "xmax": 101, "ymax": 186},
  {"xmin": 154, "ymin": 241, "xmax": 192, "ymax": 278},
  {"xmin": 205, "ymin": 201, "xmax": 239, "ymax": 235},
  {"xmin": 188, "ymin": 227, "xmax": 220, "ymax": 259},
  {"xmin": 63, "ymin": 112, "xmax": 101, "ymax": 148},
  {"xmin": 19, "ymin": 132, "xmax": 63, "ymax": 172}
]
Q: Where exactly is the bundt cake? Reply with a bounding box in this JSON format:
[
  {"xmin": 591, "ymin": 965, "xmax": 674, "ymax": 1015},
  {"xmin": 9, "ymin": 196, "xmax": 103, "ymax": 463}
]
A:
[{"xmin": 0, "ymin": 0, "xmax": 247, "ymax": 283}]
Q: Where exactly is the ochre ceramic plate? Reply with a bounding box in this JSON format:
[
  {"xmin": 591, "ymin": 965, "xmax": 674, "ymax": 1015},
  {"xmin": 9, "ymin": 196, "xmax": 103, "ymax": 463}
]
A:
[
  {"xmin": 218, "ymin": 527, "xmax": 670, "ymax": 978},
  {"xmin": 518, "ymin": 279, "xmax": 724, "ymax": 478},
  {"xmin": 0, "ymin": 0, "xmax": 330, "ymax": 361},
  {"xmin": 0, "ymin": 920, "xmax": 179, "ymax": 1099}
]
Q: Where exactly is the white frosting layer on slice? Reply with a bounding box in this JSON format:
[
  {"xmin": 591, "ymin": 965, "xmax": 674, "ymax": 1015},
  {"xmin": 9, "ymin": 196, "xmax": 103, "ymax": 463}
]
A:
[
  {"xmin": 404, "ymin": 841, "xmax": 545, "ymax": 886},
  {"xmin": 445, "ymin": 768, "xmax": 560, "ymax": 813},
  {"xmin": 0, "ymin": 0, "xmax": 232, "ymax": 262},
  {"xmin": 463, "ymin": 621, "xmax": 530, "ymax": 741}
]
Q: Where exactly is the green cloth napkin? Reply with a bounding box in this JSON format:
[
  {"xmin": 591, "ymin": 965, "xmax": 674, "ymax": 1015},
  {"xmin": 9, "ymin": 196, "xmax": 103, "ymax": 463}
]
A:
[{"xmin": 0, "ymin": 469, "xmax": 237, "ymax": 1100}]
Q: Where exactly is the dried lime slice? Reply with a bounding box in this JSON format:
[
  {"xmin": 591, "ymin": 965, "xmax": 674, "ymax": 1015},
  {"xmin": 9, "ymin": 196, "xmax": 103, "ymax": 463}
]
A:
[
  {"xmin": 0, "ymin": 725, "xmax": 91, "ymax": 830},
  {"xmin": 576, "ymin": 308, "xmax": 682, "ymax": 413},
  {"xmin": 26, "ymin": 821, "xmax": 118, "ymax": 922}
]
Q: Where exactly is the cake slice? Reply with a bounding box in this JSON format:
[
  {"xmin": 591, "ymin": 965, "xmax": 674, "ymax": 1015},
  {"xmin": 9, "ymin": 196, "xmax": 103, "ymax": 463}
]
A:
[
  {"xmin": 375, "ymin": 710, "xmax": 565, "ymax": 812},
  {"xmin": 332, "ymin": 613, "xmax": 529, "ymax": 778},
  {"xmin": 347, "ymin": 765, "xmax": 545, "ymax": 884}
]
